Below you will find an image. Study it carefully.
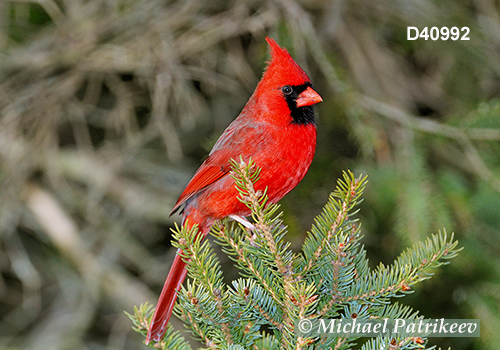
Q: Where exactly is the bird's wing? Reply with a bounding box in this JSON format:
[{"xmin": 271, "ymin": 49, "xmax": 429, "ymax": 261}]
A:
[
  {"xmin": 170, "ymin": 164, "xmax": 230, "ymax": 215},
  {"xmin": 170, "ymin": 118, "xmax": 268, "ymax": 215}
]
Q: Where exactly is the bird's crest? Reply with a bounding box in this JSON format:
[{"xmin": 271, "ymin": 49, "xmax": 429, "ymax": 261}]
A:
[{"xmin": 261, "ymin": 37, "xmax": 311, "ymax": 87}]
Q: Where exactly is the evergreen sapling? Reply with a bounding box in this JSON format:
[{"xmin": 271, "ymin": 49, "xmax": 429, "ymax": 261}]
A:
[{"xmin": 128, "ymin": 159, "xmax": 461, "ymax": 350}]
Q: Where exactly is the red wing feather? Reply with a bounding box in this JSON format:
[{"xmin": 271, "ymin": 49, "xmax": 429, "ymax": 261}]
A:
[
  {"xmin": 170, "ymin": 121, "xmax": 267, "ymax": 216},
  {"xmin": 170, "ymin": 164, "xmax": 230, "ymax": 215}
]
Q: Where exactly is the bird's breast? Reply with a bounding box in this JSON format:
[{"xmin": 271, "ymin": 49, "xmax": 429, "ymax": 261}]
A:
[
  {"xmin": 184, "ymin": 122, "xmax": 316, "ymax": 221},
  {"xmin": 256, "ymin": 123, "xmax": 316, "ymax": 202}
]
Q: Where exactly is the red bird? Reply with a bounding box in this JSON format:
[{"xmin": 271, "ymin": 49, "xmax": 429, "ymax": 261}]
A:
[{"xmin": 146, "ymin": 37, "xmax": 322, "ymax": 344}]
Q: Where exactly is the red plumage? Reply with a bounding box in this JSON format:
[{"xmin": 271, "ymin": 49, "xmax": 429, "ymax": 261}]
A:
[{"xmin": 146, "ymin": 37, "xmax": 322, "ymax": 344}]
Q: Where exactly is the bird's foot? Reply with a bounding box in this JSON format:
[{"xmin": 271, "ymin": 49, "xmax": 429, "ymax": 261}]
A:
[
  {"xmin": 229, "ymin": 215, "xmax": 255, "ymax": 231},
  {"xmin": 229, "ymin": 215, "xmax": 260, "ymax": 246}
]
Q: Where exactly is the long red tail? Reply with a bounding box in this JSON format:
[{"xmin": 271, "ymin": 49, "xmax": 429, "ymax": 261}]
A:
[{"xmin": 145, "ymin": 249, "xmax": 188, "ymax": 344}]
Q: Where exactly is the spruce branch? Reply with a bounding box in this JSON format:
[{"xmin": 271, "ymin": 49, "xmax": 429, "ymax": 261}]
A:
[
  {"xmin": 360, "ymin": 336, "xmax": 429, "ymax": 350},
  {"xmin": 173, "ymin": 223, "xmax": 234, "ymax": 346},
  {"xmin": 125, "ymin": 303, "xmax": 191, "ymax": 350},
  {"xmin": 301, "ymin": 171, "xmax": 367, "ymax": 275},
  {"xmin": 129, "ymin": 161, "xmax": 461, "ymax": 350},
  {"xmin": 344, "ymin": 231, "xmax": 461, "ymax": 305},
  {"xmin": 214, "ymin": 221, "xmax": 284, "ymax": 308},
  {"xmin": 229, "ymin": 158, "xmax": 298, "ymax": 347}
]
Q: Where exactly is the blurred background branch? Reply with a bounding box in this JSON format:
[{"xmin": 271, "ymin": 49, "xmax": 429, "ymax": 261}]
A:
[{"xmin": 1, "ymin": 0, "xmax": 499, "ymax": 349}]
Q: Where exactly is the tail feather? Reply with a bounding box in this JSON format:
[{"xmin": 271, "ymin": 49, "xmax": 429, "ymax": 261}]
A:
[
  {"xmin": 145, "ymin": 249, "xmax": 188, "ymax": 344},
  {"xmin": 146, "ymin": 215, "xmax": 212, "ymax": 344}
]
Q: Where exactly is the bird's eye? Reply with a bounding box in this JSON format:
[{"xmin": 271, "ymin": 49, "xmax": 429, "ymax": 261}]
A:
[{"xmin": 282, "ymin": 85, "xmax": 293, "ymax": 95}]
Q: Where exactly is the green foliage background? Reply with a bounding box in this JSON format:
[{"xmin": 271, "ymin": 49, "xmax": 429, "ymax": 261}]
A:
[{"xmin": 0, "ymin": 0, "xmax": 498, "ymax": 349}]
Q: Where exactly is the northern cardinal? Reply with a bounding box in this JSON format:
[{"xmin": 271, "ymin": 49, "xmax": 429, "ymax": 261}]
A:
[{"xmin": 146, "ymin": 37, "xmax": 322, "ymax": 344}]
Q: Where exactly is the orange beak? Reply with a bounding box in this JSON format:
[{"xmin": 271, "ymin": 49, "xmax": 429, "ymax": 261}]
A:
[{"xmin": 296, "ymin": 86, "xmax": 323, "ymax": 107}]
